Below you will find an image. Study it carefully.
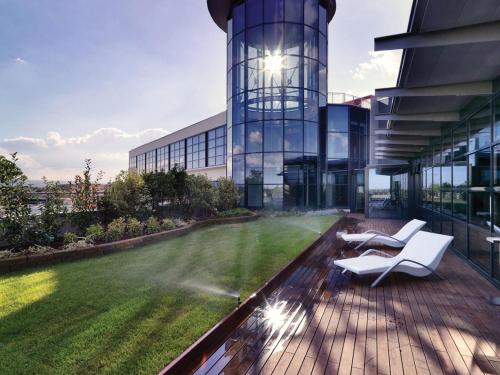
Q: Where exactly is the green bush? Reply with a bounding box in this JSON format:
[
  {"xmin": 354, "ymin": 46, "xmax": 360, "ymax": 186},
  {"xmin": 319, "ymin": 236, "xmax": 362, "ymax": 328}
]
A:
[
  {"xmin": 187, "ymin": 174, "xmax": 216, "ymax": 216},
  {"xmin": 127, "ymin": 218, "xmax": 143, "ymax": 237},
  {"xmin": 217, "ymin": 208, "xmax": 253, "ymax": 218},
  {"xmin": 106, "ymin": 217, "xmax": 126, "ymax": 242},
  {"xmin": 85, "ymin": 224, "xmax": 104, "ymax": 242},
  {"xmin": 63, "ymin": 232, "xmax": 79, "ymax": 245},
  {"xmin": 216, "ymin": 177, "xmax": 240, "ymax": 211},
  {"xmin": 145, "ymin": 217, "xmax": 161, "ymax": 234},
  {"xmin": 160, "ymin": 218, "xmax": 176, "ymax": 231}
]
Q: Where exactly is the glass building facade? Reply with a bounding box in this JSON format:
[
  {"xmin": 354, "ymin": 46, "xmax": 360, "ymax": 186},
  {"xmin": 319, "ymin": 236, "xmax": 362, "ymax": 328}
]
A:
[
  {"xmin": 226, "ymin": 0, "xmax": 329, "ymax": 209},
  {"xmin": 413, "ymin": 92, "xmax": 500, "ymax": 284}
]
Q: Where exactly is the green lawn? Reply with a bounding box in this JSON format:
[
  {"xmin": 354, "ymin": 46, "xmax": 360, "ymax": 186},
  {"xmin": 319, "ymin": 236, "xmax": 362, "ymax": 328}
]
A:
[{"xmin": 0, "ymin": 214, "xmax": 338, "ymax": 375}]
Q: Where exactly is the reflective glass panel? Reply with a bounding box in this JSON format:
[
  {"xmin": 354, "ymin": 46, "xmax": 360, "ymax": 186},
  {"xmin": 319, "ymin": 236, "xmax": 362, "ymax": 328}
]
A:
[
  {"xmin": 304, "ymin": 122, "xmax": 318, "ymax": 154},
  {"xmin": 246, "ymin": 0, "xmax": 263, "ymax": 28},
  {"xmin": 233, "ymin": 124, "xmax": 245, "ymax": 155},
  {"xmin": 285, "ymin": 0, "xmax": 303, "ymax": 23},
  {"xmin": 264, "ymin": 0, "xmax": 284, "ymax": 23},
  {"xmin": 264, "ymin": 120, "xmax": 283, "ymax": 152},
  {"xmin": 328, "ymin": 106, "xmax": 348, "ymax": 132},
  {"xmin": 284, "ymin": 120, "xmax": 303, "ymax": 152},
  {"xmin": 468, "ymin": 149, "xmax": 490, "ymax": 187},
  {"xmin": 284, "ymin": 23, "xmax": 303, "ymax": 56},
  {"xmin": 246, "ymin": 122, "xmax": 263, "ymax": 153},
  {"xmin": 328, "ymin": 132, "xmax": 348, "ymax": 159},
  {"xmin": 264, "ymin": 153, "xmax": 284, "ymax": 184},
  {"xmin": 304, "ymin": 25, "xmax": 318, "ymax": 60},
  {"xmin": 469, "ymin": 106, "xmax": 491, "ymax": 152},
  {"xmin": 469, "ymin": 192, "xmax": 490, "ymax": 228},
  {"xmin": 304, "ymin": 0, "xmax": 319, "ymax": 28},
  {"xmin": 246, "ymin": 153, "xmax": 263, "ymax": 184}
]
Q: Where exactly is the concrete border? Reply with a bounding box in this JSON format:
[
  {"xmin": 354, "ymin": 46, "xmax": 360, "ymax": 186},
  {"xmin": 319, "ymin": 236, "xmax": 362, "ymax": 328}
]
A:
[{"xmin": 0, "ymin": 214, "xmax": 259, "ymax": 274}]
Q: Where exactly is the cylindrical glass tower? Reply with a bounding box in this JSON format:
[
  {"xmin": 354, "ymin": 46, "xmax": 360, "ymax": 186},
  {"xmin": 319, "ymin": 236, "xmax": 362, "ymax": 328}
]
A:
[{"xmin": 209, "ymin": 0, "xmax": 335, "ymax": 209}]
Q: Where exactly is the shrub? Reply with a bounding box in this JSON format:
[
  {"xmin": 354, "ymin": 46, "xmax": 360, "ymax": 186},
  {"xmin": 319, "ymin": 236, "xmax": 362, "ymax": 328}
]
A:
[
  {"xmin": 186, "ymin": 174, "xmax": 216, "ymax": 216},
  {"xmin": 145, "ymin": 217, "xmax": 161, "ymax": 234},
  {"xmin": 63, "ymin": 232, "xmax": 78, "ymax": 245},
  {"xmin": 105, "ymin": 170, "xmax": 152, "ymax": 218},
  {"xmin": 160, "ymin": 218, "xmax": 176, "ymax": 231},
  {"xmin": 217, "ymin": 208, "xmax": 253, "ymax": 218},
  {"xmin": 127, "ymin": 218, "xmax": 143, "ymax": 237},
  {"xmin": 216, "ymin": 177, "xmax": 240, "ymax": 211},
  {"xmin": 39, "ymin": 178, "xmax": 66, "ymax": 244},
  {"xmin": 106, "ymin": 217, "xmax": 126, "ymax": 242},
  {"xmin": 62, "ymin": 240, "xmax": 92, "ymax": 251},
  {"xmin": 85, "ymin": 223, "xmax": 105, "ymax": 242}
]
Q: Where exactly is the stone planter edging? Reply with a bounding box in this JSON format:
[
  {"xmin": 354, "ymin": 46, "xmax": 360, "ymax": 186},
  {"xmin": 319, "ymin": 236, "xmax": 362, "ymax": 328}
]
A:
[{"xmin": 0, "ymin": 213, "xmax": 259, "ymax": 274}]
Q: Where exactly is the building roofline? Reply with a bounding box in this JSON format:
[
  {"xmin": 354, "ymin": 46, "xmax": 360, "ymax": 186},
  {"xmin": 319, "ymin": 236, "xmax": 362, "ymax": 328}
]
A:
[{"xmin": 207, "ymin": 0, "xmax": 337, "ymax": 32}]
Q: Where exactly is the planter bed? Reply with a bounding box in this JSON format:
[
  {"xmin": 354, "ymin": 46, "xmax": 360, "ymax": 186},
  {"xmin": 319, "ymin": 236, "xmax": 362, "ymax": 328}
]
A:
[{"xmin": 0, "ymin": 213, "xmax": 259, "ymax": 274}]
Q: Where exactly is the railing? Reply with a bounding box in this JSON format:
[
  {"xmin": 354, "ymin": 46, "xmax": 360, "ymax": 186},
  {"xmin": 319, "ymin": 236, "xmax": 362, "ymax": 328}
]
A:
[{"xmin": 328, "ymin": 92, "xmax": 372, "ymax": 109}]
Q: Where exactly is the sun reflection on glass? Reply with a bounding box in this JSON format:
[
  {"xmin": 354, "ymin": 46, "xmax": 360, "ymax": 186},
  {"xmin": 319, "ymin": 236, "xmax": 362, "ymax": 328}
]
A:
[
  {"xmin": 263, "ymin": 301, "xmax": 286, "ymax": 330},
  {"xmin": 262, "ymin": 51, "xmax": 285, "ymax": 76}
]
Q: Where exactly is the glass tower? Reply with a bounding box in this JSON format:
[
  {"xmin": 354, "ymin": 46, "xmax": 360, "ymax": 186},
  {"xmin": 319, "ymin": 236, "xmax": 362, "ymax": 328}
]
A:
[{"xmin": 224, "ymin": 0, "xmax": 331, "ymax": 209}]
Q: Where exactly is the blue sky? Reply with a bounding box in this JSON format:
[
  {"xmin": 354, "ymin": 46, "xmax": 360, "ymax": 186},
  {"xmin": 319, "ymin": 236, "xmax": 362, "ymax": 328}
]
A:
[{"xmin": 0, "ymin": 0, "xmax": 411, "ymax": 181}]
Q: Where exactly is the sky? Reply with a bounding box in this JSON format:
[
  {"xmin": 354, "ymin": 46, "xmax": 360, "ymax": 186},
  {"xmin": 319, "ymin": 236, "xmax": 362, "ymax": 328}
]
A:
[{"xmin": 0, "ymin": 0, "xmax": 412, "ymax": 182}]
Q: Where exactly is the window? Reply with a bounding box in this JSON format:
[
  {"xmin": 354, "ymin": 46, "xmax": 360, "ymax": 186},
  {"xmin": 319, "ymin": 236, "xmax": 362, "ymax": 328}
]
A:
[
  {"xmin": 146, "ymin": 150, "xmax": 156, "ymax": 173},
  {"xmin": 285, "ymin": 0, "xmax": 303, "ymax": 23},
  {"xmin": 233, "ymin": 124, "xmax": 245, "ymax": 155},
  {"xmin": 246, "ymin": 122, "xmax": 263, "ymax": 153},
  {"xmin": 495, "ymin": 96, "xmax": 500, "ymax": 141},
  {"xmin": 171, "ymin": 141, "xmax": 185, "ymax": 169},
  {"xmin": 129, "ymin": 156, "xmax": 137, "ymax": 171},
  {"xmin": 233, "ymin": 2, "xmax": 245, "ymax": 35},
  {"xmin": 304, "ymin": 0, "xmax": 319, "ymax": 28},
  {"xmin": 264, "ymin": 153, "xmax": 283, "ymax": 184},
  {"xmin": 157, "ymin": 146, "xmax": 169, "ymax": 172},
  {"xmin": 304, "ymin": 26, "xmax": 318, "ymax": 60},
  {"xmin": 453, "ymin": 122, "xmax": 467, "ymax": 158},
  {"xmin": 208, "ymin": 126, "xmax": 227, "ymax": 166},
  {"xmin": 264, "ymin": 185, "xmax": 283, "ymax": 209},
  {"xmin": 264, "ymin": 0, "xmax": 284, "ymax": 23},
  {"xmin": 328, "ymin": 106, "xmax": 348, "ymax": 132},
  {"xmin": 304, "ymin": 122, "xmax": 318, "ymax": 154},
  {"xmin": 246, "ymin": 153, "xmax": 263, "ymax": 184},
  {"xmin": 233, "ymin": 154, "xmax": 245, "ymax": 184},
  {"xmin": 328, "ymin": 133, "xmax": 348, "ymax": 159},
  {"xmin": 468, "ymin": 149, "xmax": 490, "ymax": 188},
  {"xmin": 246, "ymin": 0, "xmax": 262, "ymax": 28},
  {"xmin": 264, "ymin": 120, "xmax": 283, "ymax": 152},
  {"xmin": 186, "ymin": 134, "xmax": 206, "ymax": 170},
  {"xmin": 137, "ymin": 153, "xmax": 145, "ymax": 174},
  {"xmin": 284, "ymin": 120, "xmax": 303, "ymax": 152},
  {"xmin": 247, "ymin": 26, "xmax": 264, "ymax": 60},
  {"xmin": 469, "ymin": 106, "xmax": 491, "ymax": 152},
  {"xmin": 319, "ymin": 5, "xmax": 327, "ymax": 36}
]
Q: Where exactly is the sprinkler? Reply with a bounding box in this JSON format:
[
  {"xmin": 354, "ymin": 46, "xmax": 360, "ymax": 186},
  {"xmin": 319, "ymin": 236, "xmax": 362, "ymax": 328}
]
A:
[{"xmin": 237, "ymin": 295, "xmax": 241, "ymax": 307}]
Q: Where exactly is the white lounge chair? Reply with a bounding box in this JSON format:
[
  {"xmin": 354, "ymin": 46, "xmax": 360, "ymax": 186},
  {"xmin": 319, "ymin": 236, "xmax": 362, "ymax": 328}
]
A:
[
  {"xmin": 341, "ymin": 219, "xmax": 426, "ymax": 250},
  {"xmin": 334, "ymin": 231, "xmax": 453, "ymax": 288}
]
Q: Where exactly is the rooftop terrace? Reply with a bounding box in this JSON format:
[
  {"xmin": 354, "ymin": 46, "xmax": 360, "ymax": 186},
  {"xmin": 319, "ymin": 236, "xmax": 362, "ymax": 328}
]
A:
[{"xmin": 169, "ymin": 215, "xmax": 500, "ymax": 374}]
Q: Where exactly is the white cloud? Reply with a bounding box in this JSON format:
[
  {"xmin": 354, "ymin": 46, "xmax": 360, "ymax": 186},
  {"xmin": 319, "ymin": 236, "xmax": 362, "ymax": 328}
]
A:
[
  {"xmin": 352, "ymin": 51, "xmax": 401, "ymax": 81},
  {"xmin": 14, "ymin": 57, "xmax": 27, "ymax": 64},
  {"xmin": 0, "ymin": 128, "xmax": 169, "ymax": 181}
]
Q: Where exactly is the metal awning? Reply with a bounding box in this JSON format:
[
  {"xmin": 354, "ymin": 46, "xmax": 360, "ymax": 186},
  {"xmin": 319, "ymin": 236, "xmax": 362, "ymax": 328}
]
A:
[{"xmin": 371, "ymin": 0, "xmax": 500, "ymax": 163}]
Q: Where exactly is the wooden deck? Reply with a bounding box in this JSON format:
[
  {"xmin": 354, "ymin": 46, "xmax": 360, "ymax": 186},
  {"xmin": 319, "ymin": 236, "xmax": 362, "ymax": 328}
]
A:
[{"xmin": 192, "ymin": 215, "xmax": 500, "ymax": 375}]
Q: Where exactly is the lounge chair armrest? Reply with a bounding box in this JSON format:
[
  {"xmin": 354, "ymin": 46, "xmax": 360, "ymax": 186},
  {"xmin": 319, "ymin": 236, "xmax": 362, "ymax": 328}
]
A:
[
  {"xmin": 370, "ymin": 258, "xmax": 443, "ymax": 288},
  {"xmin": 363, "ymin": 229, "xmax": 390, "ymax": 236},
  {"xmin": 359, "ymin": 249, "xmax": 394, "ymax": 258}
]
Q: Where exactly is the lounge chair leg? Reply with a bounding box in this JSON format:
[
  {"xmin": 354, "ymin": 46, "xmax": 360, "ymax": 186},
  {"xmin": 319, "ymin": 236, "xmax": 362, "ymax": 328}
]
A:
[
  {"xmin": 342, "ymin": 269, "xmax": 348, "ymax": 274},
  {"xmin": 370, "ymin": 264, "xmax": 397, "ymax": 288}
]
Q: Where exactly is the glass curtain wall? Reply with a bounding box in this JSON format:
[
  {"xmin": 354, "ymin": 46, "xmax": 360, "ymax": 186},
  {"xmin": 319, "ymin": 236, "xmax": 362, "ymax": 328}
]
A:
[
  {"xmin": 227, "ymin": 0, "xmax": 328, "ymax": 209},
  {"xmin": 415, "ymin": 93, "xmax": 500, "ymax": 284}
]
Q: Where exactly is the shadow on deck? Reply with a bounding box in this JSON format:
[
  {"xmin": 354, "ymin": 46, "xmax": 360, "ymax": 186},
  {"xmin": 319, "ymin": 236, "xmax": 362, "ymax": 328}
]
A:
[{"xmin": 177, "ymin": 215, "xmax": 500, "ymax": 375}]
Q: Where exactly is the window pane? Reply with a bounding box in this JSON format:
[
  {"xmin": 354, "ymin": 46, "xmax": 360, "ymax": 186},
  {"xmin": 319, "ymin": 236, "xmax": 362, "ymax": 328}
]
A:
[
  {"xmin": 264, "ymin": 120, "xmax": 283, "ymax": 152},
  {"xmin": 453, "ymin": 122, "xmax": 467, "ymax": 157},
  {"xmin": 304, "ymin": 0, "xmax": 319, "ymax": 28},
  {"xmin": 233, "ymin": 62, "xmax": 245, "ymax": 94},
  {"xmin": 246, "ymin": 122, "xmax": 263, "ymax": 153},
  {"xmin": 233, "ymin": 3, "xmax": 245, "ymax": 34},
  {"xmin": 319, "ymin": 5, "xmax": 327, "ymax": 35},
  {"xmin": 469, "ymin": 226, "xmax": 492, "ymax": 272},
  {"xmin": 233, "ymin": 31, "xmax": 245, "ymax": 65},
  {"xmin": 247, "ymin": 185, "xmax": 263, "ymax": 208},
  {"xmin": 469, "ymin": 192, "xmax": 490, "ymax": 228},
  {"xmin": 264, "ymin": 23, "xmax": 284, "ymax": 56},
  {"xmin": 284, "ymin": 55, "xmax": 301, "ymax": 88},
  {"xmin": 319, "ymin": 64, "xmax": 327, "ymax": 96},
  {"xmin": 304, "ymin": 58, "xmax": 318, "ymax": 91},
  {"xmin": 264, "ymin": 88, "xmax": 282, "ymax": 120},
  {"xmin": 233, "ymin": 155, "xmax": 245, "ymax": 184},
  {"xmin": 469, "ymin": 106, "xmax": 491, "ymax": 152},
  {"xmin": 284, "ymin": 87, "xmax": 302, "ymax": 120},
  {"xmin": 304, "ymin": 122, "xmax": 318, "ymax": 154},
  {"xmin": 319, "ymin": 34, "xmax": 327, "ymax": 65},
  {"xmin": 328, "ymin": 106, "xmax": 348, "ymax": 132},
  {"xmin": 233, "ymin": 124, "xmax": 245, "ymax": 154},
  {"xmin": 246, "ymin": 0, "xmax": 263, "ymax": 28},
  {"xmin": 442, "ymin": 164, "xmax": 452, "ymax": 188},
  {"xmin": 248, "ymin": 58, "xmax": 263, "ymax": 91},
  {"xmin": 246, "ymin": 153, "xmax": 263, "ymax": 184},
  {"xmin": 247, "ymin": 26, "xmax": 264, "ymax": 60},
  {"xmin": 304, "ymin": 90, "xmax": 318, "ymax": 121},
  {"xmin": 264, "ymin": 153, "xmax": 284, "ymax": 184},
  {"xmin": 468, "ymin": 149, "xmax": 490, "ymax": 187},
  {"xmin": 495, "ymin": 96, "xmax": 500, "ymax": 141},
  {"xmin": 247, "ymin": 90, "xmax": 264, "ymax": 121},
  {"xmin": 495, "ymin": 145, "xmax": 500, "ymax": 186},
  {"xmin": 264, "ymin": 0, "xmax": 284, "ymax": 23},
  {"xmin": 284, "ymin": 23, "xmax": 302, "ymax": 56},
  {"xmin": 453, "ymin": 158, "xmax": 467, "ymax": 188},
  {"xmin": 328, "ymin": 133, "xmax": 348, "ymax": 159},
  {"xmin": 285, "ymin": 0, "xmax": 303, "ymax": 23},
  {"xmin": 284, "ymin": 120, "xmax": 303, "ymax": 152},
  {"xmin": 232, "ymin": 93, "xmax": 245, "ymax": 125},
  {"xmin": 304, "ymin": 25, "xmax": 318, "ymax": 60},
  {"xmin": 264, "ymin": 185, "xmax": 284, "ymax": 209}
]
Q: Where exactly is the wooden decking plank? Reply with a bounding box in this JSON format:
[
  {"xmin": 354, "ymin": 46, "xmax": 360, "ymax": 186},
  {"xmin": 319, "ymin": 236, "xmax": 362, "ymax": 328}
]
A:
[{"xmin": 384, "ymin": 282, "xmax": 404, "ymax": 375}]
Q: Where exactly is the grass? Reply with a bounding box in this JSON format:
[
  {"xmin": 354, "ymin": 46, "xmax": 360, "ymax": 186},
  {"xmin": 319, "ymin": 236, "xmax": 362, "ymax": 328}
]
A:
[{"xmin": 0, "ymin": 214, "xmax": 339, "ymax": 375}]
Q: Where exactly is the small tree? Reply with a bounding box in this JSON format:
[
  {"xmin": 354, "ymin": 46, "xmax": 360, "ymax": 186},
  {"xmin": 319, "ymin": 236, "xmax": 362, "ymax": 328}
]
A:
[
  {"xmin": 105, "ymin": 170, "xmax": 151, "ymax": 218},
  {"xmin": 69, "ymin": 159, "xmax": 103, "ymax": 229},
  {"xmin": 167, "ymin": 166, "xmax": 189, "ymax": 210},
  {"xmin": 186, "ymin": 174, "xmax": 216, "ymax": 216},
  {"xmin": 143, "ymin": 171, "xmax": 171, "ymax": 211},
  {"xmin": 38, "ymin": 177, "xmax": 67, "ymax": 244},
  {"xmin": 216, "ymin": 177, "xmax": 240, "ymax": 211},
  {"xmin": 0, "ymin": 153, "xmax": 31, "ymax": 249}
]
